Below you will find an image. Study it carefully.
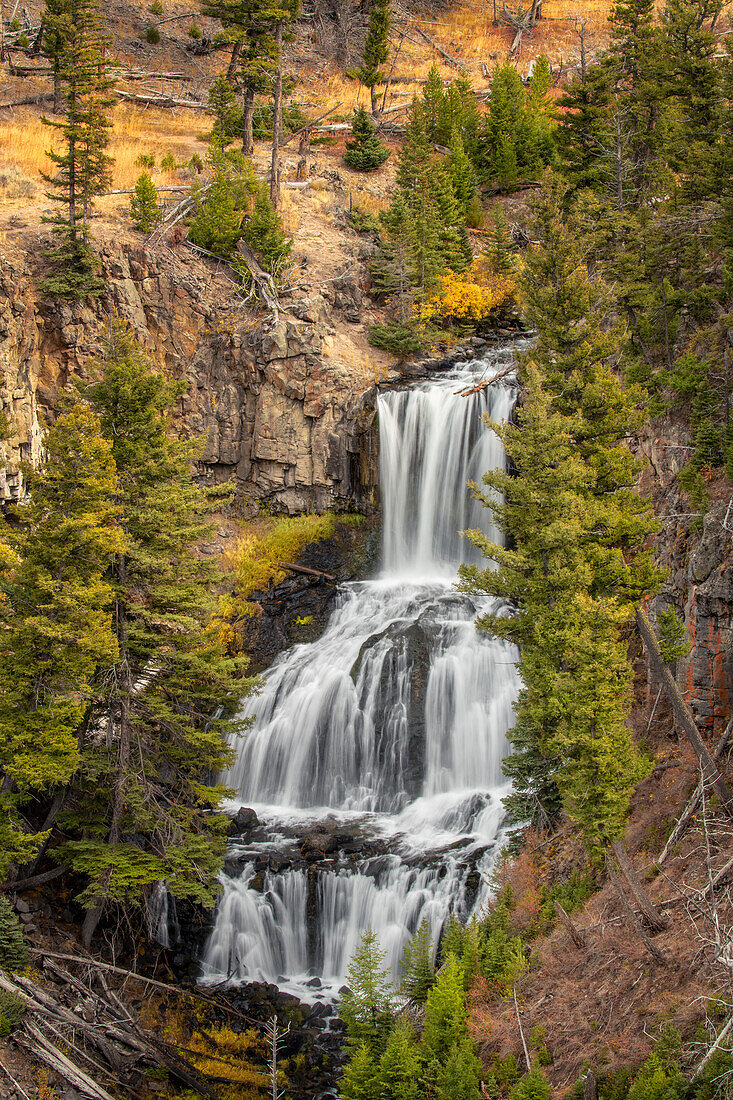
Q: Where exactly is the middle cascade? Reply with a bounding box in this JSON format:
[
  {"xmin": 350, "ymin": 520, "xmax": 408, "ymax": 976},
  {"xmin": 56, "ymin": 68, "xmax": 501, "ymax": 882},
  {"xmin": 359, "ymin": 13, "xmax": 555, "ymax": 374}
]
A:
[{"xmin": 201, "ymin": 342, "xmax": 522, "ymax": 997}]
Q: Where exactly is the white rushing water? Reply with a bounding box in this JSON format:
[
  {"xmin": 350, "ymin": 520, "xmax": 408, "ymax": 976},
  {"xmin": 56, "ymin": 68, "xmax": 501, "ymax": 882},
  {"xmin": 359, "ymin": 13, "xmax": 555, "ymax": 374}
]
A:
[{"xmin": 200, "ymin": 343, "xmax": 522, "ymax": 998}]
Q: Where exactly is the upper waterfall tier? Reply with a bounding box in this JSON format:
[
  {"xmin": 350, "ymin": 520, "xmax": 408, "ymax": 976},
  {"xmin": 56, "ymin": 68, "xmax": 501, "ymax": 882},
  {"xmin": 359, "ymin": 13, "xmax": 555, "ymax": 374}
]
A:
[{"xmin": 379, "ymin": 351, "xmax": 515, "ymax": 577}]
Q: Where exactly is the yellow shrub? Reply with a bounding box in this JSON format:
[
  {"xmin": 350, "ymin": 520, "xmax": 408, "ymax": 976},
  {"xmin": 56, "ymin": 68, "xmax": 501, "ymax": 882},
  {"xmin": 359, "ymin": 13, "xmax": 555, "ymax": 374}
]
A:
[
  {"xmin": 416, "ymin": 257, "xmax": 517, "ymax": 325},
  {"xmin": 185, "ymin": 1023, "xmax": 271, "ymax": 1099}
]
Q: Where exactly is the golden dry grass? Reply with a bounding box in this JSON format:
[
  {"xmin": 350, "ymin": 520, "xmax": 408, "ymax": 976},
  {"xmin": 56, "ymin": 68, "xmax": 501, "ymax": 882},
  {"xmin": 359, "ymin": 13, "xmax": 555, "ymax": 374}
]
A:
[{"xmin": 0, "ymin": 103, "xmax": 204, "ymax": 192}]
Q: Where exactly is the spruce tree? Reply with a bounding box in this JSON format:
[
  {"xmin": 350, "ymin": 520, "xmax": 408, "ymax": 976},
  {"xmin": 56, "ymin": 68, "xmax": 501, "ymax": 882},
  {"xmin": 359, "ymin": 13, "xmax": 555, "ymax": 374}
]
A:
[
  {"xmin": 357, "ymin": 0, "xmax": 389, "ymax": 115},
  {"xmin": 398, "ymin": 919, "xmax": 436, "ymax": 1002},
  {"xmin": 341, "ymin": 1042, "xmax": 378, "ymax": 1100},
  {"xmin": 63, "ymin": 320, "xmax": 254, "ymax": 946},
  {"xmin": 130, "ymin": 171, "xmax": 162, "ymax": 233},
  {"xmin": 243, "ymin": 180, "xmax": 291, "ymax": 273},
  {"xmin": 421, "ymin": 954, "xmax": 468, "ymax": 1062},
  {"xmin": 0, "ymin": 406, "xmax": 121, "ymax": 876},
  {"xmin": 377, "ymin": 1020, "xmax": 422, "ymax": 1100},
  {"xmin": 433, "ymin": 1040, "xmax": 482, "ymax": 1100},
  {"xmin": 340, "ymin": 928, "xmax": 395, "ymax": 1054},
  {"xmin": 459, "ymin": 173, "xmax": 660, "ymax": 845},
  {"xmin": 448, "ymin": 128, "xmax": 480, "ymax": 224},
  {"xmin": 344, "ymin": 107, "xmax": 390, "ymax": 171},
  {"xmin": 40, "ymin": 0, "xmax": 115, "ymax": 300}
]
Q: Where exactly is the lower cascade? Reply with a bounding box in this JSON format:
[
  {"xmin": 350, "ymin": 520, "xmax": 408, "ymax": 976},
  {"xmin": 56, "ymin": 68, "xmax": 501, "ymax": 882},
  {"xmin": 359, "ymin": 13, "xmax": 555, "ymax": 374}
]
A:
[{"xmin": 200, "ymin": 343, "xmax": 523, "ymax": 998}]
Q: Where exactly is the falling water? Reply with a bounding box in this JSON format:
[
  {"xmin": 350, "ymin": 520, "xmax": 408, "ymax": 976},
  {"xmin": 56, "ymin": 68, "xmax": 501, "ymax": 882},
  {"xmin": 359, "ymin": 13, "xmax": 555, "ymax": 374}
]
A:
[{"xmin": 200, "ymin": 342, "xmax": 522, "ymax": 998}]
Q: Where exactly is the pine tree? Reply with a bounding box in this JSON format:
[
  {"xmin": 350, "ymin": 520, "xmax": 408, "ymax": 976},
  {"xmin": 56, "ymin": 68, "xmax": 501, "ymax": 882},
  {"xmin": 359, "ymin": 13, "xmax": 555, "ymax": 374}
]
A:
[
  {"xmin": 40, "ymin": 0, "xmax": 115, "ymax": 300},
  {"xmin": 62, "ymin": 320, "xmax": 254, "ymax": 946},
  {"xmin": 0, "ymin": 897, "xmax": 30, "ymax": 971},
  {"xmin": 433, "ymin": 1040, "xmax": 482, "ymax": 1100},
  {"xmin": 344, "ymin": 106, "xmax": 390, "ymax": 171},
  {"xmin": 477, "ymin": 65, "xmax": 525, "ymax": 188},
  {"xmin": 208, "ymin": 74, "xmax": 238, "ymax": 151},
  {"xmin": 419, "ymin": 64, "xmax": 445, "ymax": 143},
  {"xmin": 340, "ymin": 928, "xmax": 395, "ymax": 1054},
  {"xmin": 0, "ymin": 406, "xmax": 121, "ymax": 876},
  {"xmin": 357, "ymin": 0, "xmax": 389, "ymax": 115},
  {"xmin": 370, "ymin": 193, "xmax": 418, "ymax": 325},
  {"xmin": 448, "ymin": 127, "xmax": 480, "ymax": 223},
  {"xmin": 243, "ymin": 180, "xmax": 291, "ymax": 273},
  {"xmin": 377, "ymin": 1019, "xmax": 422, "ymax": 1100},
  {"xmin": 341, "ymin": 1042, "xmax": 378, "ymax": 1100},
  {"xmin": 189, "ymin": 158, "xmax": 243, "ymax": 256},
  {"xmin": 511, "ymin": 1067, "xmax": 552, "ymax": 1100},
  {"xmin": 398, "ymin": 919, "xmax": 436, "ymax": 1002},
  {"xmin": 129, "ymin": 171, "xmax": 162, "ymax": 233},
  {"xmin": 459, "ymin": 174, "xmax": 664, "ymax": 926},
  {"xmin": 422, "ymin": 954, "xmax": 468, "ymax": 1062}
]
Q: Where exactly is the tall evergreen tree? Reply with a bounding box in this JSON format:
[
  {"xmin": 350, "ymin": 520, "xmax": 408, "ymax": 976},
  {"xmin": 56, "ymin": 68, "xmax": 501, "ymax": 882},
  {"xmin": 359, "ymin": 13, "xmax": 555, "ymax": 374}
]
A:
[
  {"xmin": 356, "ymin": 0, "xmax": 389, "ymax": 115},
  {"xmin": 377, "ymin": 1020, "xmax": 422, "ymax": 1100},
  {"xmin": 40, "ymin": 0, "xmax": 115, "ymax": 300},
  {"xmin": 0, "ymin": 407, "xmax": 121, "ymax": 877},
  {"xmin": 340, "ymin": 928, "xmax": 395, "ymax": 1054},
  {"xmin": 459, "ymin": 173, "xmax": 661, "ymax": 887},
  {"xmin": 62, "ymin": 321, "xmax": 254, "ymax": 945}
]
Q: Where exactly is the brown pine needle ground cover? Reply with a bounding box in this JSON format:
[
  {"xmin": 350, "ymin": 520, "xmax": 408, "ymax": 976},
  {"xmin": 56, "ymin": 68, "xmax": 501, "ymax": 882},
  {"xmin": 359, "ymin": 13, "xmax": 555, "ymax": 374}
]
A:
[{"xmin": 467, "ymin": 686, "xmax": 733, "ymax": 1092}]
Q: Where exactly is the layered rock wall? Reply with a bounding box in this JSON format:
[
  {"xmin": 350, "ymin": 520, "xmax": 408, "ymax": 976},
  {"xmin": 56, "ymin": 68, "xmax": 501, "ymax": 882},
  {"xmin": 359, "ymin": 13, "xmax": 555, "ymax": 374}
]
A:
[{"xmin": 0, "ymin": 237, "xmax": 379, "ymax": 513}]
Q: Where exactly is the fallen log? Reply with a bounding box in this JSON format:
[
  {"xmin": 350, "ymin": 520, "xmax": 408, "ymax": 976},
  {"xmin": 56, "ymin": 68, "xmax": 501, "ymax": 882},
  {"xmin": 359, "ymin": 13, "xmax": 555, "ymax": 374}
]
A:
[
  {"xmin": 0, "ymin": 92, "xmax": 53, "ymax": 108},
  {"xmin": 115, "ymin": 88, "xmax": 206, "ymax": 109},
  {"xmin": 102, "ymin": 184, "xmax": 189, "ymax": 195},
  {"xmin": 275, "ymin": 560, "xmax": 336, "ymax": 581},
  {"xmin": 657, "ymin": 716, "xmax": 733, "ymax": 865},
  {"xmin": 234, "ymin": 238, "xmax": 279, "ymax": 321},
  {"xmin": 17, "ymin": 1020, "xmax": 116, "ymax": 1100},
  {"xmin": 10, "ymin": 863, "xmax": 67, "ymax": 892},
  {"xmin": 554, "ymin": 899, "xmax": 586, "ymax": 948},
  {"xmin": 455, "ymin": 362, "xmax": 517, "ymax": 395},
  {"xmin": 413, "ymin": 25, "xmax": 470, "ymax": 73}
]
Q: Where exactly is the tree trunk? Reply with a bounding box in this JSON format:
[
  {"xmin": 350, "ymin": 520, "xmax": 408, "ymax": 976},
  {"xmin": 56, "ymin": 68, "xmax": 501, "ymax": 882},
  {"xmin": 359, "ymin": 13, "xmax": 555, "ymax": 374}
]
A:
[
  {"xmin": 606, "ymin": 852, "xmax": 668, "ymax": 966},
  {"xmin": 53, "ymin": 66, "xmax": 63, "ymax": 114},
  {"xmin": 554, "ymin": 899, "xmax": 586, "ymax": 948},
  {"xmin": 269, "ymin": 20, "xmax": 283, "ymax": 210},
  {"xmin": 226, "ymin": 37, "xmax": 243, "ymax": 82},
  {"xmin": 242, "ymin": 85, "xmax": 255, "ymax": 156},
  {"xmin": 610, "ymin": 839, "xmax": 668, "ymax": 931},
  {"xmin": 584, "ymin": 1071, "xmax": 598, "ymax": 1100},
  {"xmin": 370, "ymin": 83, "xmax": 379, "ymax": 115},
  {"xmin": 636, "ymin": 606, "xmax": 733, "ymax": 815},
  {"xmin": 82, "ymin": 559, "xmax": 133, "ymax": 950}
]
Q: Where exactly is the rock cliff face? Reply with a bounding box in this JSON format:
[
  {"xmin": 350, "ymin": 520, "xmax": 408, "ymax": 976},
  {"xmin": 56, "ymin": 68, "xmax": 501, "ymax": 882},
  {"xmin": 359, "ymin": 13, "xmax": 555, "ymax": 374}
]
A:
[
  {"xmin": 640, "ymin": 427, "xmax": 733, "ymax": 735},
  {"xmin": 0, "ymin": 235, "xmax": 379, "ymax": 513}
]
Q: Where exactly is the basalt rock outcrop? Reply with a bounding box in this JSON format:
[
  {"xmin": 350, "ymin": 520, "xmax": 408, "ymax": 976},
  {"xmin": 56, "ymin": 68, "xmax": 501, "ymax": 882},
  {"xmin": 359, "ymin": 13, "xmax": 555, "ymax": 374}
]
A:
[{"xmin": 0, "ymin": 235, "xmax": 379, "ymax": 513}]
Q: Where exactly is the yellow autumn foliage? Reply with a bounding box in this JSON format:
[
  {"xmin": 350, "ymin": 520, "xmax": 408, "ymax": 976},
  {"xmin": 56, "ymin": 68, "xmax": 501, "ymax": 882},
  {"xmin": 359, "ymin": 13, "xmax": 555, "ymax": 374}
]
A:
[{"xmin": 415, "ymin": 257, "xmax": 517, "ymax": 325}]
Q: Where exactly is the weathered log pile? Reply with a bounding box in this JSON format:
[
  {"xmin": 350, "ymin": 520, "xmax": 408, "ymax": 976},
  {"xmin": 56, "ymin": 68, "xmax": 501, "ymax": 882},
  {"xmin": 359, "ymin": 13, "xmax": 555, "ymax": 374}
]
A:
[{"xmin": 0, "ymin": 952, "xmax": 253, "ymax": 1099}]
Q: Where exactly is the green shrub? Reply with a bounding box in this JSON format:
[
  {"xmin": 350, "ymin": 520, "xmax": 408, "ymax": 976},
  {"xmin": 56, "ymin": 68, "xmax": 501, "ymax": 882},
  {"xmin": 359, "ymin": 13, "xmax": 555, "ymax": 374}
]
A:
[
  {"xmin": 188, "ymin": 22, "xmax": 201, "ymax": 37},
  {"xmin": 349, "ymin": 206, "xmax": 381, "ymax": 235},
  {"xmin": 149, "ymin": 0, "xmax": 163, "ymax": 12},
  {"xmin": 15, "ymin": 33, "xmax": 29, "ymax": 47},
  {"xmin": 0, "ymin": 990, "xmax": 26, "ymax": 1036},
  {"xmin": 136, "ymin": 152, "xmax": 156, "ymax": 168},
  {"xmin": 511, "ymin": 1067, "xmax": 551, "ymax": 1100},
  {"xmin": 344, "ymin": 107, "xmax": 390, "ymax": 171},
  {"xmin": 189, "ymin": 153, "xmax": 204, "ymax": 173},
  {"xmin": 538, "ymin": 869, "xmax": 596, "ymax": 927},
  {"xmin": 161, "ymin": 152, "xmax": 177, "ymax": 171},
  {"xmin": 368, "ymin": 323, "xmax": 424, "ymax": 359},
  {"xmin": 242, "ymin": 182, "xmax": 291, "ymax": 275},
  {"xmin": 0, "ymin": 898, "xmax": 29, "ymax": 971},
  {"xmin": 145, "ymin": 24, "xmax": 160, "ymax": 43},
  {"xmin": 10, "ymin": 17, "xmax": 20, "ymax": 30},
  {"xmin": 130, "ymin": 172, "xmax": 162, "ymax": 234}
]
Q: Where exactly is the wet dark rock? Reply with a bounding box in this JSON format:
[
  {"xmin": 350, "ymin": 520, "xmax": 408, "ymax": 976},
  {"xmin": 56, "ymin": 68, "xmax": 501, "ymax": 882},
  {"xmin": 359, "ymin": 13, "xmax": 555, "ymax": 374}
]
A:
[{"xmin": 228, "ymin": 805, "xmax": 260, "ymax": 836}]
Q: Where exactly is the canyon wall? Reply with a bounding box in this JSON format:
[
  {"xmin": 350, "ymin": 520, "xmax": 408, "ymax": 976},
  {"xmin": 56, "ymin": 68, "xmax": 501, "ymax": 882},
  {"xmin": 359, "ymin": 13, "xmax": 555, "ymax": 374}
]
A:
[{"xmin": 0, "ymin": 237, "xmax": 379, "ymax": 514}]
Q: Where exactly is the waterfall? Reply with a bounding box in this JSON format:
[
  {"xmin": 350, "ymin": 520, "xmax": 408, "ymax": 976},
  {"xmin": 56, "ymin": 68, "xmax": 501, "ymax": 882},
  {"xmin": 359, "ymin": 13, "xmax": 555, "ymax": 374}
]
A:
[{"xmin": 200, "ymin": 343, "xmax": 522, "ymax": 999}]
